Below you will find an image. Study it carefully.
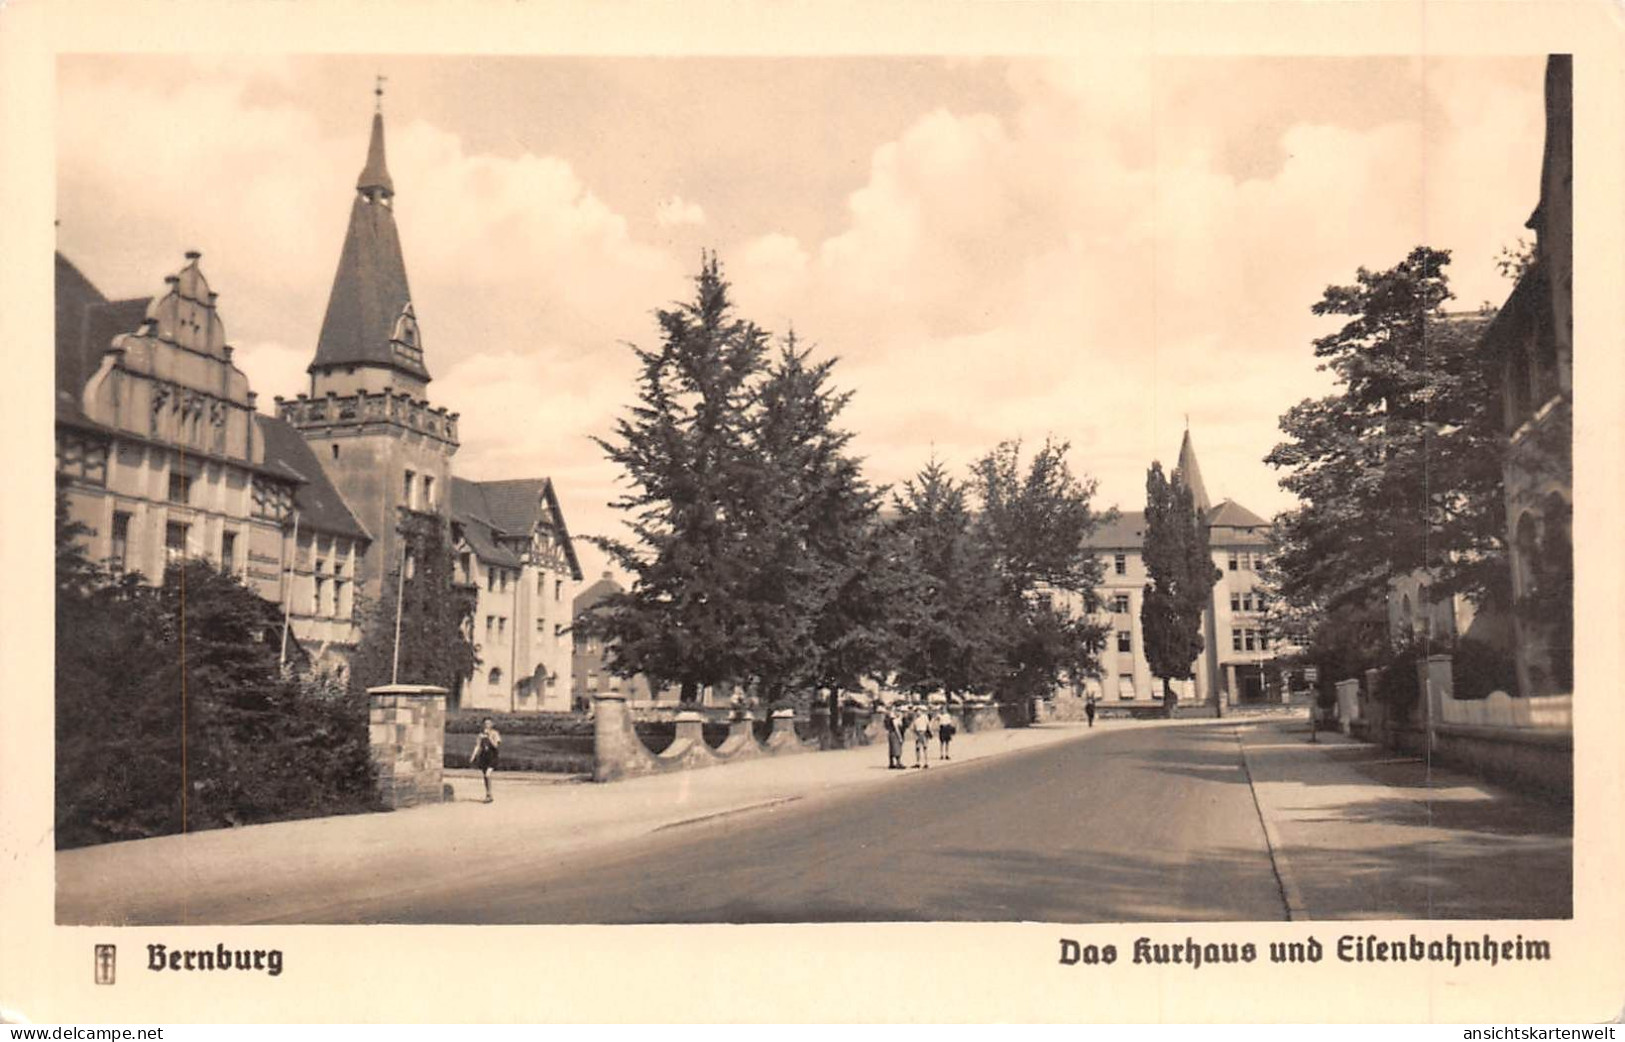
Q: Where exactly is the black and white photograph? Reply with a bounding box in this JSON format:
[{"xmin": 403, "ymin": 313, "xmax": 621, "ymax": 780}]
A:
[
  {"xmin": 4, "ymin": 0, "xmax": 1620, "ymax": 1026},
  {"xmin": 47, "ymin": 48, "xmax": 1577, "ymax": 928}
]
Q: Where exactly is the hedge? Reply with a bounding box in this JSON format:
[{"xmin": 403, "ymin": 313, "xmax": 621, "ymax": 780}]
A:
[
  {"xmin": 444, "ymin": 732, "xmax": 592, "ymax": 775},
  {"xmin": 445, "ymin": 710, "xmax": 594, "ymax": 738}
]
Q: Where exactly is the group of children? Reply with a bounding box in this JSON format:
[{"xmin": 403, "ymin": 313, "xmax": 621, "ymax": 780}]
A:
[{"xmin": 881, "ymin": 703, "xmax": 956, "ymax": 769}]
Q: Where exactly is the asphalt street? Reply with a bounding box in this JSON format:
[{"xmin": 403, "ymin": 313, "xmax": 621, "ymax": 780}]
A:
[{"xmin": 389, "ymin": 722, "xmax": 1291, "ymax": 924}]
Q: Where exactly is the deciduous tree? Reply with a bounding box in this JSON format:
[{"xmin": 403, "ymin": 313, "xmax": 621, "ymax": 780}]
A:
[{"xmin": 1266, "ymin": 246, "xmax": 1508, "ymax": 616}]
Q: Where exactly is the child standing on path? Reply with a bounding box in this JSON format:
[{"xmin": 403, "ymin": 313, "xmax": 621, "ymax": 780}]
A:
[
  {"xmin": 935, "ymin": 709, "xmax": 956, "ymax": 760},
  {"xmin": 470, "ymin": 717, "xmax": 502, "ymax": 803},
  {"xmin": 1085, "ymin": 698, "xmax": 1097, "ymax": 728},
  {"xmin": 911, "ymin": 706, "xmax": 933, "ymax": 769}
]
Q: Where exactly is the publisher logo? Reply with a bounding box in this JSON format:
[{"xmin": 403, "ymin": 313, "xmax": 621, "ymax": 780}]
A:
[{"xmin": 94, "ymin": 944, "xmax": 116, "ymax": 985}]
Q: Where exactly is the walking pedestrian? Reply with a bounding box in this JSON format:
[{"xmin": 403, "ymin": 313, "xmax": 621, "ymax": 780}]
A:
[
  {"xmin": 1085, "ymin": 697, "xmax": 1097, "ymax": 728},
  {"xmin": 911, "ymin": 705, "xmax": 933, "ymax": 769},
  {"xmin": 935, "ymin": 708, "xmax": 956, "ymax": 760},
  {"xmin": 470, "ymin": 717, "xmax": 502, "ymax": 803},
  {"xmin": 883, "ymin": 704, "xmax": 905, "ymax": 769}
]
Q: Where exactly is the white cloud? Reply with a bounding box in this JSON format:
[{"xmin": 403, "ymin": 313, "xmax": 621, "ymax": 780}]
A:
[
  {"xmin": 59, "ymin": 55, "xmax": 1543, "ymax": 571},
  {"xmin": 654, "ymin": 195, "xmax": 706, "ymax": 228}
]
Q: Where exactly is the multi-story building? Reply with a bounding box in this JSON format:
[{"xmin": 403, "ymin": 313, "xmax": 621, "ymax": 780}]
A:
[
  {"xmin": 56, "ymin": 96, "xmax": 582, "ymax": 704},
  {"xmin": 1077, "ymin": 430, "xmax": 1290, "ymax": 708},
  {"xmin": 451, "ymin": 478, "xmax": 582, "ymax": 713},
  {"xmin": 1481, "ymin": 54, "xmax": 1573, "ymax": 699},
  {"xmin": 55, "ymin": 252, "xmax": 371, "ymax": 674}
]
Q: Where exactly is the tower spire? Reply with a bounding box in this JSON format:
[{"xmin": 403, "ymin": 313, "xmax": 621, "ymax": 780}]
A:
[
  {"xmin": 310, "ymin": 99, "xmax": 425, "ymax": 386},
  {"xmin": 356, "ymin": 84, "xmax": 394, "ymax": 200},
  {"xmin": 1175, "ymin": 428, "xmax": 1212, "ymax": 517}
]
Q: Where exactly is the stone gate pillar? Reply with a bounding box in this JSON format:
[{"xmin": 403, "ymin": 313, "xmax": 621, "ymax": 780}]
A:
[
  {"xmin": 368, "ymin": 684, "xmax": 448, "ymax": 809},
  {"xmin": 593, "ymin": 691, "xmax": 661, "ymax": 781}
]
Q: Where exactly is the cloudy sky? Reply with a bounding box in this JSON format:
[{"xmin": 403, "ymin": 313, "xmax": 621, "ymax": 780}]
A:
[{"xmin": 57, "ymin": 54, "xmax": 1546, "ymax": 581}]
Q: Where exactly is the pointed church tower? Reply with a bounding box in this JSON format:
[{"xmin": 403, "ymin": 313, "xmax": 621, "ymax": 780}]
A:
[
  {"xmin": 1175, "ymin": 427, "xmax": 1212, "ymax": 517},
  {"xmin": 309, "ymin": 105, "xmax": 429, "ymax": 397},
  {"xmin": 278, "ymin": 90, "xmax": 459, "ymax": 611}
]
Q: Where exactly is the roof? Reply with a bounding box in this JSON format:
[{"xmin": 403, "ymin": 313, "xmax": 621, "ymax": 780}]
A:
[
  {"xmin": 55, "ymin": 252, "xmax": 106, "ymax": 410},
  {"xmin": 1082, "ymin": 501, "xmax": 1272, "ymax": 550},
  {"xmin": 1478, "ymin": 263, "xmax": 1545, "ymax": 361},
  {"xmin": 573, "ymin": 573, "xmax": 623, "ymax": 616},
  {"xmin": 1207, "ymin": 498, "xmax": 1270, "ymax": 529},
  {"xmin": 448, "ymin": 479, "xmax": 519, "ymax": 567},
  {"xmin": 449, "ymin": 476, "xmax": 584, "ymax": 579},
  {"xmin": 310, "ymin": 112, "xmax": 429, "ymax": 383},
  {"xmin": 256, "ymin": 415, "xmax": 371, "ymax": 541},
  {"xmin": 356, "ymin": 111, "xmax": 394, "ymax": 197},
  {"xmin": 56, "ymin": 255, "xmax": 151, "ymax": 426},
  {"xmin": 1083, "ymin": 510, "xmax": 1148, "ymax": 549},
  {"xmin": 468, "ymin": 478, "xmax": 549, "ymax": 536},
  {"xmin": 1175, "ymin": 429, "xmax": 1211, "ymax": 514}
]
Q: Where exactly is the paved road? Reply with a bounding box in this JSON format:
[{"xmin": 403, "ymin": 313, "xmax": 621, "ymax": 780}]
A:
[{"xmin": 381, "ymin": 722, "xmax": 1291, "ymax": 924}]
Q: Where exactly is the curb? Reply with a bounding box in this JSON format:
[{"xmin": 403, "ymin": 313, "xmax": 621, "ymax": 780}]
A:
[
  {"xmin": 1232, "ymin": 723, "xmax": 1311, "ymax": 922},
  {"xmin": 652, "ymin": 795, "xmax": 804, "ymax": 832}
]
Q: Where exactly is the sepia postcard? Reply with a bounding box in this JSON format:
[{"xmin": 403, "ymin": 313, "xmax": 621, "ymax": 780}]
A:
[{"xmin": 1, "ymin": 0, "xmax": 1622, "ymax": 1026}]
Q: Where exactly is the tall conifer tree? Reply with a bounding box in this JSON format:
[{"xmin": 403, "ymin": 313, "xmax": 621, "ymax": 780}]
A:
[
  {"xmin": 590, "ymin": 255, "xmax": 769, "ymax": 703},
  {"xmin": 1140, "ymin": 462, "xmax": 1219, "ymax": 715}
]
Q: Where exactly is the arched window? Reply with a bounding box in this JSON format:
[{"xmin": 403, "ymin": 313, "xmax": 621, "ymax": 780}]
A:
[
  {"xmin": 1515, "ymin": 510, "xmax": 1541, "ymax": 600},
  {"xmin": 1540, "ymin": 493, "xmax": 1574, "ymax": 691},
  {"xmin": 489, "ymin": 667, "xmax": 503, "ymax": 688}
]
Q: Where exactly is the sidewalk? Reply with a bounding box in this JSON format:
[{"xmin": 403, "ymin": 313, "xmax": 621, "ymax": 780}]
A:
[
  {"xmin": 58, "ymin": 718, "xmax": 1137, "ymax": 925},
  {"xmin": 1235, "ymin": 718, "xmax": 1572, "ymax": 920}
]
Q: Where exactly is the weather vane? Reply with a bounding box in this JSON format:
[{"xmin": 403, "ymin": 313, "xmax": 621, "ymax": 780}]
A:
[{"xmin": 375, "ymin": 73, "xmax": 388, "ymax": 111}]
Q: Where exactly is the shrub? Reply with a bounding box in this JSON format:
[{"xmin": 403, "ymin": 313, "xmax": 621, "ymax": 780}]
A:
[
  {"xmin": 1375, "ymin": 644, "xmax": 1424, "ymax": 719},
  {"xmin": 445, "ymin": 711, "xmax": 592, "ymax": 738},
  {"xmin": 443, "ymin": 731, "xmax": 592, "ymax": 775},
  {"xmin": 55, "ymin": 553, "xmax": 377, "ymax": 849},
  {"xmin": 1450, "ymin": 638, "xmax": 1519, "ymax": 700}
]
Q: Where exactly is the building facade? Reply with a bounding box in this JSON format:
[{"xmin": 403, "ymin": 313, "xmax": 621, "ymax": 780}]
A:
[
  {"xmin": 56, "ymin": 252, "xmax": 371, "ymax": 674},
  {"xmin": 1480, "ymin": 54, "xmax": 1573, "ymax": 699},
  {"xmin": 451, "ymin": 478, "xmax": 582, "ymax": 713},
  {"xmin": 56, "ymin": 99, "xmax": 582, "ymax": 704},
  {"xmin": 1076, "ymin": 431, "xmax": 1292, "ymax": 708}
]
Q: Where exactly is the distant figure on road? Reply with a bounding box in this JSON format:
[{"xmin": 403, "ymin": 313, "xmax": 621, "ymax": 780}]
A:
[
  {"xmin": 471, "ymin": 717, "xmax": 502, "ymax": 803},
  {"xmin": 1085, "ymin": 698, "xmax": 1096, "ymax": 728},
  {"xmin": 883, "ymin": 705, "xmax": 905, "ymax": 769},
  {"xmin": 935, "ymin": 709, "xmax": 956, "ymax": 760},
  {"xmin": 911, "ymin": 706, "xmax": 933, "ymax": 769}
]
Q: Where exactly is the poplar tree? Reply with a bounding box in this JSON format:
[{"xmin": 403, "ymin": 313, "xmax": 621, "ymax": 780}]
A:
[{"xmin": 1140, "ymin": 462, "xmax": 1220, "ymax": 715}]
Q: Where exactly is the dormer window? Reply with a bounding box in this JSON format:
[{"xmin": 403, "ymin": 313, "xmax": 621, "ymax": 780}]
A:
[{"xmin": 391, "ymin": 304, "xmax": 423, "ymax": 367}]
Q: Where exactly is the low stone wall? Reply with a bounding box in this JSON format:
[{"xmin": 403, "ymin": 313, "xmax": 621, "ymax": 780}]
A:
[
  {"xmin": 764, "ymin": 708, "xmax": 813, "ymax": 755},
  {"xmin": 596, "ymin": 695, "xmax": 826, "ymax": 781},
  {"xmin": 657, "ymin": 712, "xmax": 723, "ymax": 770},
  {"xmin": 368, "ymin": 685, "xmax": 448, "ymax": 809},
  {"xmin": 961, "ymin": 704, "xmax": 1004, "ymax": 733},
  {"xmin": 1335, "ymin": 679, "xmax": 1361, "ymax": 734},
  {"xmin": 1432, "ymin": 724, "xmax": 1572, "ymax": 802},
  {"xmin": 1336, "ymin": 655, "xmax": 1572, "ymax": 802},
  {"xmin": 593, "ymin": 692, "xmax": 665, "ymax": 782}
]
